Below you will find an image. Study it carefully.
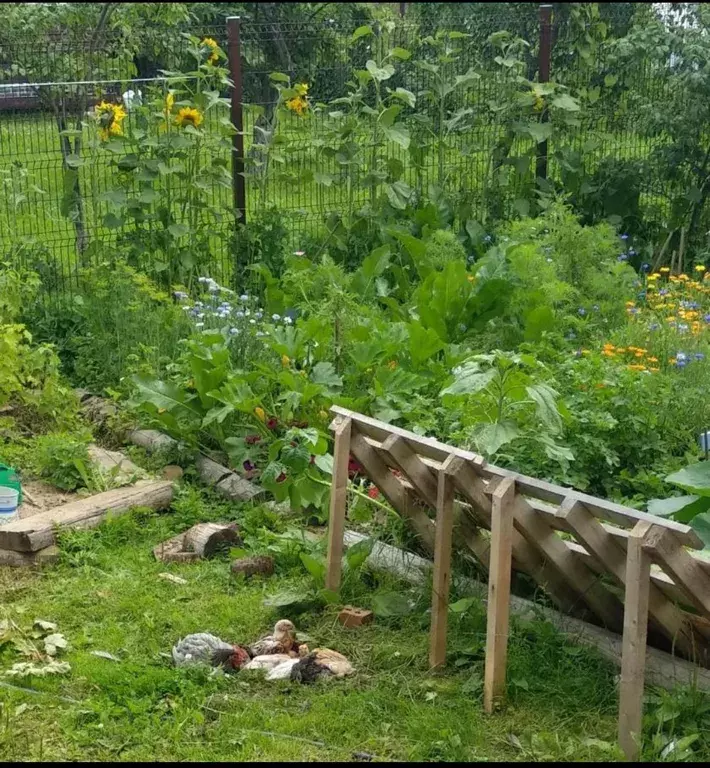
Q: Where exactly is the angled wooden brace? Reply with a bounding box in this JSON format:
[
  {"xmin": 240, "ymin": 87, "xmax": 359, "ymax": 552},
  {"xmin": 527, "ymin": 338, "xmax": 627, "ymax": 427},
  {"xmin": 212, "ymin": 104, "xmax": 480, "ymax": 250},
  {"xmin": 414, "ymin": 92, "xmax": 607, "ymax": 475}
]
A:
[
  {"xmin": 325, "ymin": 416, "xmax": 352, "ymax": 592},
  {"xmin": 557, "ymin": 499, "xmax": 700, "ymax": 662}
]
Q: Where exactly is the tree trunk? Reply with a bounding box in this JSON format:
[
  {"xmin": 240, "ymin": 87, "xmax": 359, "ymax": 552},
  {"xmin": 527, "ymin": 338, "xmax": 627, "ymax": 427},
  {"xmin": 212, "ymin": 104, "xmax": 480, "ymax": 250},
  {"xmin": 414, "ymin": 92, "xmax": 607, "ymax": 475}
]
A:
[{"xmin": 183, "ymin": 523, "xmax": 242, "ymax": 558}]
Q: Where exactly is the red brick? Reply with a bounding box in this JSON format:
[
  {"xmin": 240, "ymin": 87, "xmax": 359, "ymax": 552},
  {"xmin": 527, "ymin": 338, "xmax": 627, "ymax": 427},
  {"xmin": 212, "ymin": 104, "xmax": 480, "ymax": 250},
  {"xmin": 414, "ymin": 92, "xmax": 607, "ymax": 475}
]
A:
[{"xmin": 338, "ymin": 606, "xmax": 374, "ymax": 628}]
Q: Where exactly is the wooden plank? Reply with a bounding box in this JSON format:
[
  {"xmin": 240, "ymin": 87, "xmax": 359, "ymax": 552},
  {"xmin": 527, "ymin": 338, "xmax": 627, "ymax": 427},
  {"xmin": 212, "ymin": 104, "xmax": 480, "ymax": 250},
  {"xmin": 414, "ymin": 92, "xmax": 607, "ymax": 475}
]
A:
[
  {"xmin": 429, "ymin": 459, "xmax": 456, "ymax": 669},
  {"xmin": 343, "ymin": 529, "xmax": 710, "ymax": 690},
  {"xmin": 512, "ymin": 495, "xmax": 625, "ymax": 631},
  {"xmin": 483, "ymin": 476, "xmax": 516, "ymax": 713},
  {"xmin": 325, "ymin": 417, "xmax": 352, "ymax": 592},
  {"xmin": 333, "ymin": 407, "xmax": 701, "ymax": 548},
  {"xmin": 448, "ymin": 457, "xmax": 581, "ymax": 615},
  {"xmin": 643, "ymin": 526, "xmax": 710, "ymax": 618},
  {"xmin": 558, "ymin": 500, "xmax": 700, "ymax": 660},
  {"xmin": 381, "ymin": 434, "xmax": 439, "ymax": 508},
  {"xmin": 349, "ymin": 430, "xmax": 436, "ymax": 554},
  {"xmin": 619, "ymin": 522, "xmax": 652, "ymax": 761},
  {"xmin": 0, "ymin": 481, "xmax": 174, "ymax": 552}
]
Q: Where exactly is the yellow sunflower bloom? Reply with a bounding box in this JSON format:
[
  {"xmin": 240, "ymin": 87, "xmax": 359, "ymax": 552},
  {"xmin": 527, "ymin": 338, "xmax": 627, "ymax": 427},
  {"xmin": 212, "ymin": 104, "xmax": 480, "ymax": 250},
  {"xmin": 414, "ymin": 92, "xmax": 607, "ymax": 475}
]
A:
[
  {"xmin": 660, "ymin": 267, "xmax": 670, "ymax": 273},
  {"xmin": 202, "ymin": 36, "xmax": 220, "ymax": 65},
  {"xmin": 94, "ymin": 100, "xmax": 127, "ymax": 142},
  {"xmin": 165, "ymin": 92, "xmax": 175, "ymax": 112},
  {"xmin": 696, "ymin": 264, "xmax": 706, "ymax": 273},
  {"xmin": 175, "ymin": 107, "xmax": 204, "ymax": 128}
]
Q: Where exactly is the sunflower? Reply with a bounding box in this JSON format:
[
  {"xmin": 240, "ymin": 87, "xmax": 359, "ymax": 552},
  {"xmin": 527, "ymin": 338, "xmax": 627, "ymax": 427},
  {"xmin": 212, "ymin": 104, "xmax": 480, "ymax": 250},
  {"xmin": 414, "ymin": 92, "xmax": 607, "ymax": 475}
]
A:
[
  {"xmin": 175, "ymin": 107, "xmax": 204, "ymax": 128},
  {"xmin": 202, "ymin": 37, "xmax": 220, "ymax": 65},
  {"xmin": 94, "ymin": 100, "xmax": 127, "ymax": 141}
]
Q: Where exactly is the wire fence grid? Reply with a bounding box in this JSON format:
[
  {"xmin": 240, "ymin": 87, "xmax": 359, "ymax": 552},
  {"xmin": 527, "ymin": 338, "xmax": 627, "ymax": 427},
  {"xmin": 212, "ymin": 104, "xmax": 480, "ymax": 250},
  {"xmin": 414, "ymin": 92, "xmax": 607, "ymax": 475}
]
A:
[{"xmin": 0, "ymin": 5, "xmax": 697, "ymax": 298}]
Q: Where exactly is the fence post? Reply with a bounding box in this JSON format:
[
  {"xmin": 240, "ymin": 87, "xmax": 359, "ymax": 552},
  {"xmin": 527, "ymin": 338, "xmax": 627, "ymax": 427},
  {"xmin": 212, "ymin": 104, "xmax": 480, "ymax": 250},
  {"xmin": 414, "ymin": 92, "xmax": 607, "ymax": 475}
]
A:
[
  {"xmin": 536, "ymin": 4, "xmax": 553, "ymax": 182},
  {"xmin": 399, "ymin": 3, "xmax": 406, "ymax": 17},
  {"xmin": 227, "ymin": 16, "xmax": 246, "ymax": 226}
]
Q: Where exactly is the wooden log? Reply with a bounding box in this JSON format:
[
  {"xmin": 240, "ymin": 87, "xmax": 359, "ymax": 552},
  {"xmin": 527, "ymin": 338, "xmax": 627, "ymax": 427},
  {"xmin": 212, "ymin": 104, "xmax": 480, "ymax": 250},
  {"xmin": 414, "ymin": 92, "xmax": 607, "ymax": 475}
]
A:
[
  {"xmin": 196, "ymin": 455, "xmax": 233, "ymax": 486},
  {"xmin": 341, "ymin": 530, "xmax": 710, "ymax": 692},
  {"xmin": 484, "ymin": 476, "xmax": 516, "ymax": 713},
  {"xmin": 325, "ymin": 416, "xmax": 352, "ymax": 592},
  {"xmin": 0, "ymin": 480, "xmax": 174, "ymax": 553},
  {"xmin": 153, "ymin": 533, "xmax": 200, "ymax": 564},
  {"xmin": 619, "ymin": 522, "xmax": 652, "ymax": 761},
  {"xmin": 128, "ymin": 429, "xmax": 178, "ymax": 453},
  {"xmin": 183, "ymin": 523, "xmax": 242, "ymax": 558},
  {"xmin": 0, "ymin": 545, "xmax": 59, "ymax": 568},
  {"xmin": 215, "ymin": 472, "xmax": 265, "ymax": 502},
  {"xmin": 429, "ymin": 459, "xmax": 456, "ymax": 669}
]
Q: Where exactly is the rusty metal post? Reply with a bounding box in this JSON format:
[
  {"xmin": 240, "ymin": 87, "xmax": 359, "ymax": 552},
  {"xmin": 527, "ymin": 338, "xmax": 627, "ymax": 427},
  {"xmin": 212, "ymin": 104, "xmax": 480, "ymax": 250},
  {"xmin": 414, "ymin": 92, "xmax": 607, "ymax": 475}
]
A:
[
  {"xmin": 227, "ymin": 16, "xmax": 246, "ymax": 226},
  {"xmin": 536, "ymin": 4, "xmax": 553, "ymax": 182}
]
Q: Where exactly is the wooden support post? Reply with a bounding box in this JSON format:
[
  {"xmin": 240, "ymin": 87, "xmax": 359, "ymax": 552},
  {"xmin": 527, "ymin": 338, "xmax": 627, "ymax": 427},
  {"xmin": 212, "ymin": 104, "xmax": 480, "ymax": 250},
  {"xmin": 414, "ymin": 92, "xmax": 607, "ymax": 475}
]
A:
[
  {"xmin": 483, "ymin": 476, "xmax": 516, "ymax": 714},
  {"xmin": 429, "ymin": 458, "xmax": 456, "ymax": 669},
  {"xmin": 325, "ymin": 417, "xmax": 352, "ymax": 592},
  {"xmin": 619, "ymin": 521, "xmax": 652, "ymax": 761}
]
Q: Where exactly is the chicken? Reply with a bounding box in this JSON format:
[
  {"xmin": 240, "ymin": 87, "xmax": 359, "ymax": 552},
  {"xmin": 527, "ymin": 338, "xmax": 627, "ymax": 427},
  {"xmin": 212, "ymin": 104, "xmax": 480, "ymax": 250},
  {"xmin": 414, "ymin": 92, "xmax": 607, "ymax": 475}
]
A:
[
  {"xmin": 242, "ymin": 653, "xmax": 293, "ymax": 672},
  {"xmin": 289, "ymin": 648, "xmax": 355, "ymax": 684},
  {"xmin": 249, "ymin": 619, "xmax": 297, "ymax": 656},
  {"xmin": 172, "ymin": 633, "xmax": 252, "ymax": 672}
]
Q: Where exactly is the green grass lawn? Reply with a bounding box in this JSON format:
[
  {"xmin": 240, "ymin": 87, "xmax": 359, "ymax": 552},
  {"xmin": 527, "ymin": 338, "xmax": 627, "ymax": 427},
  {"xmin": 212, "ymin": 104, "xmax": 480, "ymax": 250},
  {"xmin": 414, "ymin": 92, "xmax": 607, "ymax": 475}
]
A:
[{"xmin": 0, "ymin": 480, "xmax": 630, "ymax": 762}]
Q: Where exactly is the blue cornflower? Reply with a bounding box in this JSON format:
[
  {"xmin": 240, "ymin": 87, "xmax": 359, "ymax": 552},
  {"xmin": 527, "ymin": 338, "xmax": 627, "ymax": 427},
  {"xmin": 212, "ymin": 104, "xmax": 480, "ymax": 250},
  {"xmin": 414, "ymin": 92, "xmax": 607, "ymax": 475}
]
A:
[
  {"xmin": 649, "ymin": 322, "xmax": 660, "ymax": 331},
  {"xmin": 695, "ymin": 353, "xmax": 706, "ymax": 361},
  {"xmin": 236, "ymin": 311, "xmax": 245, "ymax": 318},
  {"xmin": 578, "ymin": 308, "xmax": 586, "ymax": 316},
  {"xmin": 483, "ymin": 235, "xmax": 492, "ymax": 243},
  {"xmin": 621, "ymin": 234, "xmax": 629, "ymax": 240},
  {"xmin": 239, "ymin": 294, "xmax": 249, "ymax": 302},
  {"xmin": 705, "ymin": 313, "xmax": 710, "ymax": 323},
  {"xmin": 618, "ymin": 254, "xmax": 628, "ymax": 262},
  {"xmin": 641, "ymin": 263, "xmax": 650, "ymax": 272},
  {"xmin": 593, "ymin": 304, "xmax": 599, "ymax": 311},
  {"xmin": 229, "ymin": 327, "xmax": 240, "ymax": 335},
  {"xmin": 628, "ymin": 249, "xmax": 637, "ymax": 257},
  {"xmin": 272, "ymin": 314, "xmax": 281, "ymax": 321}
]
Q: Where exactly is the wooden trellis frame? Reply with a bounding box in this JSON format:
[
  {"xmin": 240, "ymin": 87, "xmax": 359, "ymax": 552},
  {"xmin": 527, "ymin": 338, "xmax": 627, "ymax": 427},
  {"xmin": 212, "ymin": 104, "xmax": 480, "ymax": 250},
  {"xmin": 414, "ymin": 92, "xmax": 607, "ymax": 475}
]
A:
[{"xmin": 325, "ymin": 407, "xmax": 710, "ymax": 761}]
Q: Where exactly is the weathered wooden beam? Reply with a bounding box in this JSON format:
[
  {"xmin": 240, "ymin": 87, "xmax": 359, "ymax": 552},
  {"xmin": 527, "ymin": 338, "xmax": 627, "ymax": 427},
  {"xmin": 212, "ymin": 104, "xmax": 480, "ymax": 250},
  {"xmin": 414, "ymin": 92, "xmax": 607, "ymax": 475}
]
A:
[
  {"xmin": 381, "ymin": 434, "xmax": 439, "ymax": 508},
  {"xmin": 325, "ymin": 416, "xmax": 352, "ymax": 592},
  {"xmin": 332, "ymin": 407, "xmax": 701, "ymax": 548},
  {"xmin": 483, "ymin": 476, "xmax": 516, "ymax": 713},
  {"xmin": 643, "ymin": 525, "xmax": 710, "ymax": 619},
  {"xmin": 619, "ymin": 522, "xmax": 652, "ymax": 761},
  {"xmin": 429, "ymin": 459, "xmax": 456, "ymax": 669},
  {"xmin": 0, "ymin": 481, "xmax": 174, "ymax": 552},
  {"xmin": 558, "ymin": 499, "xmax": 700, "ymax": 661},
  {"xmin": 512, "ymin": 495, "xmax": 625, "ymax": 631},
  {"xmin": 447, "ymin": 457, "xmax": 582, "ymax": 615}
]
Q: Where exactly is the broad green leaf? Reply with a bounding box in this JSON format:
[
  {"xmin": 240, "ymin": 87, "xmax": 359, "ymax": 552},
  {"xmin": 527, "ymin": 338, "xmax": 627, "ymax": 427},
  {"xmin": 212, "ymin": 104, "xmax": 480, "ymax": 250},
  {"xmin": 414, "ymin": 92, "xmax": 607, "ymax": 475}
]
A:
[
  {"xmin": 310, "ymin": 361, "xmax": 343, "ymax": 392},
  {"xmin": 263, "ymin": 591, "xmax": 313, "ymax": 609},
  {"xmin": 379, "ymin": 105, "xmax": 402, "ymax": 128},
  {"xmin": 650, "ymin": 495, "xmax": 710, "ymax": 523},
  {"xmin": 345, "ymin": 538, "xmax": 374, "ymax": 571},
  {"xmin": 390, "ymin": 46, "xmax": 411, "ymax": 60},
  {"xmin": 351, "ymin": 25, "xmax": 373, "ymax": 43},
  {"xmin": 391, "ymin": 87, "xmax": 416, "ymax": 107},
  {"xmin": 382, "ymin": 124, "xmax": 410, "ymax": 149},
  {"xmin": 314, "ymin": 454, "xmax": 334, "ymax": 475},
  {"xmin": 526, "ymin": 383, "xmax": 563, "ymax": 434},
  {"xmin": 665, "ymin": 463, "xmax": 710, "ymax": 496},
  {"xmin": 131, "ymin": 375, "xmax": 201, "ymax": 416},
  {"xmin": 440, "ymin": 363, "xmax": 495, "ymax": 396},
  {"xmin": 515, "ymin": 121, "xmax": 553, "ymax": 143},
  {"xmin": 690, "ymin": 512, "xmax": 710, "ymax": 549},
  {"xmin": 408, "ymin": 321, "xmax": 445, "ymax": 368},
  {"xmin": 473, "ymin": 421, "xmax": 520, "ymax": 456},
  {"xmin": 366, "ymin": 60, "xmax": 395, "ymax": 82},
  {"xmin": 372, "ymin": 591, "xmax": 413, "ymax": 617},
  {"xmin": 449, "ymin": 597, "xmax": 477, "ymax": 614},
  {"xmin": 352, "ymin": 245, "xmax": 391, "ymax": 297},
  {"xmin": 269, "ymin": 72, "xmax": 290, "ymax": 83},
  {"xmin": 300, "ymin": 553, "xmax": 326, "ymax": 586},
  {"xmin": 551, "ymin": 93, "xmax": 580, "ymax": 111},
  {"xmin": 524, "ymin": 305, "xmax": 555, "ymax": 341}
]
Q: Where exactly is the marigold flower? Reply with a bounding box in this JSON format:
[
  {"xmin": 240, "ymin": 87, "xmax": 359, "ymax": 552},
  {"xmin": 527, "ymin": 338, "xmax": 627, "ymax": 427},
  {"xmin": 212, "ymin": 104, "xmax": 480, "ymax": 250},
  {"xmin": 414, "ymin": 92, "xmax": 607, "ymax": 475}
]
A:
[
  {"xmin": 254, "ymin": 406, "xmax": 266, "ymax": 422},
  {"xmin": 285, "ymin": 95, "xmax": 308, "ymax": 116},
  {"xmin": 94, "ymin": 100, "xmax": 127, "ymax": 141},
  {"xmin": 660, "ymin": 267, "xmax": 670, "ymax": 273},
  {"xmin": 175, "ymin": 107, "xmax": 203, "ymax": 128},
  {"xmin": 696, "ymin": 264, "xmax": 706, "ymax": 272},
  {"xmin": 281, "ymin": 354, "xmax": 290, "ymax": 368}
]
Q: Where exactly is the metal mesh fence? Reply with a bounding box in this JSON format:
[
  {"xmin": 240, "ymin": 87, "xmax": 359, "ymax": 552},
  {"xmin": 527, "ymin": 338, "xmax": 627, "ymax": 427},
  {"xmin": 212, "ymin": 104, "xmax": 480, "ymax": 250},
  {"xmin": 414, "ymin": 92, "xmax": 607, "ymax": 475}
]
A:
[{"xmin": 0, "ymin": 5, "xmax": 701, "ymax": 298}]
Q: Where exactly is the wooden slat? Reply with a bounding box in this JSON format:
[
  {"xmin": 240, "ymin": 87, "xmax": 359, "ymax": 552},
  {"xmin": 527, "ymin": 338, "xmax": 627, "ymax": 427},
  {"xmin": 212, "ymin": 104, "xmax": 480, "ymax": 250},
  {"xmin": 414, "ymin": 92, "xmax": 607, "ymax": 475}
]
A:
[
  {"xmin": 643, "ymin": 526, "xmax": 710, "ymax": 619},
  {"xmin": 349, "ymin": 430, "xmax": 435, "ymax": 554},
  {"xmin": 619, "ymin": 522, "xmax": 652, "ymax": 761},
  {"xmin": 325, "ymin": 416, "xmax": 352, "ymax": 592},
  {"xmin": 558, "ymin": 500, "xmax": 700, "ymax": 660},
  {"xmin": 447, "ymin": 457, "xmax": 582, "ymax": 615},
  {"xmin": 381, "ymin": 434, "xmax": 438, "ymax": 508},
  {"xmin": 332, "ymin": 406, "xmax": 701, "ymax": 548},
  {"xmin": 512, "ymin": 495, "xmax": 625, "ymax": 631},
  {"xmin": 429, "ymin": 460, "xmax": 456, "ymax": 669},
  {"xmin": 484, "ymin": 476, "xmax": 516, "ymax": 713}
]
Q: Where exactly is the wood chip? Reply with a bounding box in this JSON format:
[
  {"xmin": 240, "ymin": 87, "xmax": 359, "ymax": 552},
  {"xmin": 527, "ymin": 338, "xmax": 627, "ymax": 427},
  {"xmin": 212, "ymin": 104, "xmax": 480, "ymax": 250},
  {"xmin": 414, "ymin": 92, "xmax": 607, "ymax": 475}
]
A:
[{"xmin": 157, "ymin": 573, "xmax": 188, "ymax": 585}]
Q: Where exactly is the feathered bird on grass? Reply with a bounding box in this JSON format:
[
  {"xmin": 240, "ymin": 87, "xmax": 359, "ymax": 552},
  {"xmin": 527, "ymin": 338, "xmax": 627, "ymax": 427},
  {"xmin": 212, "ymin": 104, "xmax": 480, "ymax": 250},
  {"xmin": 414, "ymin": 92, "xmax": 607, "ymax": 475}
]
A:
[
  {"xmin": 249, "ymin": 619, "xmax": 298, "ymax": 656},
  {"xmin": 172, "ymin": 633, "xmax": 252, "ymax": 672}
]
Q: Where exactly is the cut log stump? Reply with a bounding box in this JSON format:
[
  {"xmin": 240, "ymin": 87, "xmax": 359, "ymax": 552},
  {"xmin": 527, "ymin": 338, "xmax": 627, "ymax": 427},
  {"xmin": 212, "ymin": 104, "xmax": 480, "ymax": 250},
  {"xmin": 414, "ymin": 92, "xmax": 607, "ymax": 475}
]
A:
[
  {"xmin": 183, "ymin": 523, "xmax": 242, "ymax": 558},
  {"xmin": 230, "ymin": 555, "xmax": 275, "ymax": 578}
]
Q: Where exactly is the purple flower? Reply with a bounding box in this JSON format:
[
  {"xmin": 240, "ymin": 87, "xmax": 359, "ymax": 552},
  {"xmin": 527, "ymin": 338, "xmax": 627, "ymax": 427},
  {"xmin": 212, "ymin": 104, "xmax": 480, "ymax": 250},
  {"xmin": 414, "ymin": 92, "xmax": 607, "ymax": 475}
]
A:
[
  {"xmin": 705, "ymin": 313, "xmax": 710, "ymax": 323},
  {"xmin": 621, "ymin": 234, "xmax": 629, "ymax": 240},
  {"xmin": 641, "ymin": 263, "xmax": 650, "ymax": 272},
  {"xmin": 618, "ymin": 254, "xmax": 628, "ymax": 262},
  {"xmin": 695, "ymin": 353, "xmax": 706, "ymax": 361},
  {"xmin": 243, "ymin": 460, "xmax": 255, "ymax": 471}
]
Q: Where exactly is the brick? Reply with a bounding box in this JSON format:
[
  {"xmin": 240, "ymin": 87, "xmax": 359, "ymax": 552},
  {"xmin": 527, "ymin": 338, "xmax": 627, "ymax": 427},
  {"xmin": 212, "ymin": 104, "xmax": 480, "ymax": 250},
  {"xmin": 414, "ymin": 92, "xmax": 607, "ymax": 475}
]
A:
[{"xmin": 338, "ymin": 606, "xmax": 374, "ymax": 628}]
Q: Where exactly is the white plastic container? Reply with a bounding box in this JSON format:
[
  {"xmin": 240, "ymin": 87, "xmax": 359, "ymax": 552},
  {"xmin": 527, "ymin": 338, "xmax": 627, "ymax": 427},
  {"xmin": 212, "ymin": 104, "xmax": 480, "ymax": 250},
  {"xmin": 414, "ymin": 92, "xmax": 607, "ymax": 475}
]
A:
[{"xmin": 0, "ymin": 486, "xmax": 19, "ymax": 524}]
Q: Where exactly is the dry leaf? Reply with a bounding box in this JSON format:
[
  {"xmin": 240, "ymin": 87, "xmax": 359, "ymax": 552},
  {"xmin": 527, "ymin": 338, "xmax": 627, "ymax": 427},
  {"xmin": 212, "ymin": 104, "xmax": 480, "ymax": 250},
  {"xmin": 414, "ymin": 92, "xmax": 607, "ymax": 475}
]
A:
[
  {"xmin": 34, "ymin": 619, "xmax": 57, "ymax": 632},
  {"xmin": 44, "ymin": 633, "xmax": 68, "ymax": 656},
  {"xmin": 158, "ymin": 573, "xmax": 187, "ymax": 585}
]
